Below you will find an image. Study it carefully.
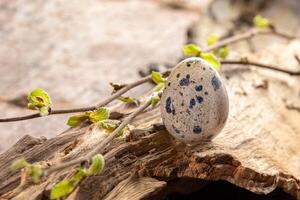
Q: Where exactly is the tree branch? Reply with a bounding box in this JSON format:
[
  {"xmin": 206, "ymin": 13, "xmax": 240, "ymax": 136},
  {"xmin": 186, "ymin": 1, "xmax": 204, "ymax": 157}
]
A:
[
  {"xmin": 221, "ymin": 60, "xmax": 300, "ymax": 76},
  {"xmin": 0, "ymin": 75, "xmax": 154, "ymax": 123},
  {"xmin": 203, "ymin": 28, "xmax": 295, "ymax": 52},
  {"xmin": 44, "ymin": 99, "xmax": 152, "ymax": 176}
]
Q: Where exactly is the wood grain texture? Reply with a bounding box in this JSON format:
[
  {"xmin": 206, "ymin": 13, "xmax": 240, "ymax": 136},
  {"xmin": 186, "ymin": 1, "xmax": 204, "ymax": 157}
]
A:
[{"xmin": 0, "ymin": 62, "xmax": 299, "ymax": 199}]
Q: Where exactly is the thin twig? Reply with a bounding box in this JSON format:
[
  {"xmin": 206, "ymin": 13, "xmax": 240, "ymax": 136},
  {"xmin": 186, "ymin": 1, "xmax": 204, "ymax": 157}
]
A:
[
  {"xmin": 0, "ymin": 76, "xmax": 154, "ymax": 123},
  {"xmin": 222, "ymin": 60, "xmax": 300, "ymax": 76},
  {"xmin": 44, "ymin": 99, "xmax": 152, "ymax": 176},
  {"xmin": 203, "ymin": 28, "xmax": 295, "ymax": 52}
]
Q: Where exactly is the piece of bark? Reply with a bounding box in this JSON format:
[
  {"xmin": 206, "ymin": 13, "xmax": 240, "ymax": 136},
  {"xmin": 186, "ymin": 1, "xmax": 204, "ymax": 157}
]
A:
[{"xmin": 0, "ymin": 61, "xmax": 300, "ymax": 199}]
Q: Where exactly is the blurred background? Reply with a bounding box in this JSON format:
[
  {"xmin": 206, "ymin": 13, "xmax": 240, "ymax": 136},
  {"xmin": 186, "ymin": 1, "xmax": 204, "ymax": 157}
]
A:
[{"xmin": 0, "ymin": 0, "xmax": 299, "ymax": 152}]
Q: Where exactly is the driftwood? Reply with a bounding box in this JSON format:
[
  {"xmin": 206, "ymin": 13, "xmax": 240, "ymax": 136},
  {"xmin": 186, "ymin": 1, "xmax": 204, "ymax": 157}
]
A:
[{"xmin": 0, "ymin": 60, "xmax": 300, "ymax": 199}]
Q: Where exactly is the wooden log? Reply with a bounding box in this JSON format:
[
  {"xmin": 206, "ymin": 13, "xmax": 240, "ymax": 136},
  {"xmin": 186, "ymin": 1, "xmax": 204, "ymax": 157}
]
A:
[{"xmin": 0, "ymin": 61, "xmax": 300, "ymax": 199}]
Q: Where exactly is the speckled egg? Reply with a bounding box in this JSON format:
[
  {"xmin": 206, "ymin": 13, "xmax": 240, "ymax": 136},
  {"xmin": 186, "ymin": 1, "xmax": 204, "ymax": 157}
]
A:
[{"xmin": 161, "ymin": 57, "xmax": 229, "ymax": 144}]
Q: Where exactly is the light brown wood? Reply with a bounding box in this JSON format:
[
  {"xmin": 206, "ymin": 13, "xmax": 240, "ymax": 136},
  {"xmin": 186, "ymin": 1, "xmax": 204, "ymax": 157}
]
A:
[{"xmin": 0, "ymin": 60, "xmax": 300, "ymax": 199}]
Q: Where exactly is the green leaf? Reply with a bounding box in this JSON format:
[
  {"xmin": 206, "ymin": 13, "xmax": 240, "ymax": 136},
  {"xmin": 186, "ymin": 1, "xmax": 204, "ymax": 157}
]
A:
[
  {"xmin": 27, "ymin": 89, "xmax": 51, "ymax": 108},
  {"xmin": 50, "ymin": 180, "xmax": 75, "ymax": 199},
  {"xmin": 207, "ymin": 34, "xmax": 219, "ymax": 46},
  {"xmin": 117, "ymin": 96, "xmax": 138, "ymax": 104},
  {"xmin": 200, "ymin": 53, "xmax": 221, "ymax": 71},
  {"xmin": 99, "ymin": 120, "xmax": 124, "ymax": 137},
  {"xmin": 50, "ymin": 169, "xmax": 87, "ymax": 199},
  {"xmin": 67, "ymin": 114, "xmax": 89, "ymax": 127},
  {"xmin": 151, "ymin": 71, "xmax": 166, "ymax": 84},
  {"xmin": 217, "ymin": 46, "xmax": 229, "ymax": 59},
  {"xmin": 11, "ymin": 158, "xmax": 29, "ymax": 171},
  {"xmin": 71, "ymin": 169, "xmax": 87, "ymax": 182},
  {"xmin": 27, "ymin": 164, "xmax": 43, "ymax": 184},
  {"xmin": 153, "ymin": 83, "xmax": 165, "ymax": 92},
  {"xmin": 27, "ymin": 89, "xmax": 52, "ymax": 116},
  {"xmin": 88, "ymin": 107, "xmax": 110, "ymax": 123},
  {"xmin": 39, "ymin": 106, "xmax": 50, "ymax": 116},
  {"xmin": 99, "ymin": 120, "xmax": 119, "ymax": 131},
  {"xmin": 253, "ymin": 15, "xmax": 271, "ymax": 29},
  {"xmin": 183, "ymin": 44, "xmax": 201, "ymax": 57},
  {"xmin": 87, "ymin": 154, "xmax": 105, "ymax": 175},
  {"xmin": 151, "ymin": 93, "xmax": 160, "ymax": 107}
]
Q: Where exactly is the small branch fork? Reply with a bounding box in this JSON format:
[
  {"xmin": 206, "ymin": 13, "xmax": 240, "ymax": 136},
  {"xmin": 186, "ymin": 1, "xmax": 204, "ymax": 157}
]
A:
[
  {"xmin": 44, "ymin": 99, "xmax": 152, "ymax": 176},
  {"xmin": 0, "ymin": 28, "xmax": 298, "ymax": 124},
  {"xmin": 0, "ymin": 75, "xmax": 153, "ymax": 122}
]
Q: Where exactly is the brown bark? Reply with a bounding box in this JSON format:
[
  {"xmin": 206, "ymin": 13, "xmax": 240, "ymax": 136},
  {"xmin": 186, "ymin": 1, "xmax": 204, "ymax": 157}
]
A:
[{"xmin": 0, "ymin": 62, "xmax": 300, "ymax": 199}]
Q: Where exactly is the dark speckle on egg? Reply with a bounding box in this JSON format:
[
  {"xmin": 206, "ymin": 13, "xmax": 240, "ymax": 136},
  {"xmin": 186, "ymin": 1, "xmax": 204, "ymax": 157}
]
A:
[
  {"xmin": 196, "ymin": 96, "xmax": 203, "ymax": 103},
  {"xmin": 189, "ymin": 98, "xmax": 196, "ymax": 109},
  {"xmin": 179, "ymin": 75, "xmax": 190, "ymax": 86},
  {"xmin": 193, "ymin": 126, "xmax": 202, "ymax": 134},
  {"xmin": 165, "ymin": 97, "xmax": 173, "ymax": 114},
  {"xmin": 176, "ymin": 73, "xmax": 180, "ymax": 78},
  {"xmin": 186, "ymin": 61, "xmax": 193, "ymax": 67},
  {"xmin": 205, "ymin": 91, "xmax": 208, "ymax": 95},
  {"xmin": 211, "ymin": 75, "xmax": 221, "ymax": 91},
  {"xmin": 195, "ymin": 85, "xmax": 203, "ymax": 91}
]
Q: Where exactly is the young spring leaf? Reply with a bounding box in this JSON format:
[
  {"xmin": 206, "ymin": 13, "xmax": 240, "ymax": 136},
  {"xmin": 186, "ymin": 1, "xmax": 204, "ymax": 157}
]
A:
[
  {"xmin": 253, "ymin": 15, "xmax": 271, "ymax": 29},
  {"xmin": 200, "ymin": 53, "xmax": 221, "ymax": 71},
  {"xmin": 150, "ymin": 93, "xmax": 160, "ymax": 107},
  {"xmin": 27, "ymin": 89, "xmax": 52, "ymax": 116},
  {"xmin": 99, "ymin": 120, "xmax": 124, "ymax": 137},
  {"xmin": 67, "ymin": 114, "xmax": 89, "ymax": 127},
  {"xmin": 207, "ymin": 34, "xmax": 219, "ymax": 46},
  {"xmin": 151, "ymin": 71, "xmax": 166, "ymax": 84},
  {"xmin": 87, "ymin": 154, "xmax": 105, "ymax": 175},
  {"xmin": 27, "ymin": 89, "xmax": 52, "ymax": 108},
  {"xmin": 50, "ymin": 180, "xmax": 74, "ymax": 199},
  {"xmin": 11, "ymin": 159, "xmax": 43, "ymax": 183},
  {"xmin": 183, "ymin": 44, "xmax": 201, "ymax": 57},
  {"xmin": 99, "ymin": 119, "xmax": 119, "ymax": 131},
  {"xmin": 27, "ymin": 164, "xmax": 43, "ymax": 183},
  {"xmin": 88, "ymin": 107, "xmax": 110, "ymax": 123},
  {"xmin": 117, "ymin": 96, "xmax": 138, "ymax": 105},
  {"xmin": 153, "ymin": 82, "xmax": 165, "ymax": 92},
  {"xmin": 71, "ymin": 168, "xmax": 87, "ymax": 182},
  {"xmin": 217, "ymin": 46, "xmax": 229, "ymax": 59},
  {"xmin": 11, "ymin": 158, "xmax": 29, "ymax": 171},
  {"xmin": 50, "ymin": 169, "xmax": 87, "ymax": 199},
  {"xmin": 39, "ymin": 106, "xmax": 50, "ymax": 116}
]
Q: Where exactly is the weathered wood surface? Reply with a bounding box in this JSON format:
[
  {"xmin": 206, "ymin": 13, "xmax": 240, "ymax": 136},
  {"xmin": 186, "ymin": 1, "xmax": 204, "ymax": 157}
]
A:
[
  {"xmin": 0, "ymin": 55, "xmax": 300, "ymax": 199},
  {"xmin": 1, "ymin": 0, "xmax": 300, "ymax": 199}
]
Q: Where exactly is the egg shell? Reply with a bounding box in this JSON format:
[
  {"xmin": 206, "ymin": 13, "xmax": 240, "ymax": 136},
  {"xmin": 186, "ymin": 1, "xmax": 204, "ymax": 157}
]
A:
[{"xmin": 160, "ymin": 57, "xmax": 229, "ymax": 144}]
